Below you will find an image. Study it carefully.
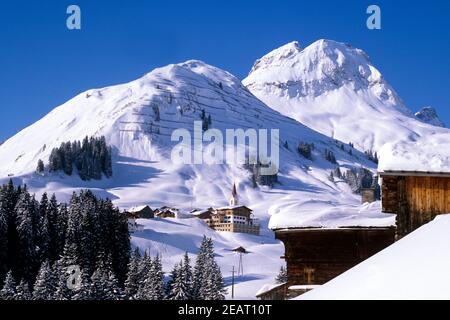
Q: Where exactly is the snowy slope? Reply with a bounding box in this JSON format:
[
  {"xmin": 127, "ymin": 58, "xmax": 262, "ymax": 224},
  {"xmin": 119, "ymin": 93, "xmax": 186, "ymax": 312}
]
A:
[
  {"xmin": 243, "ymin": 40, "xmax": 449, "ymax": 151},
  {"xmin": 132, "ymin": 217, "xmax": 284, "ymax": 299},
  {"xmin": 0, "ymin": 59, "xmax": 378, "ymax": 215},
  {"xmin": 299, "ymin": 215, "xmax": 450, "ymax": 300},
  {"xmin": 0, "ymin": 59, "xmax": 391, "ymax": 298}
]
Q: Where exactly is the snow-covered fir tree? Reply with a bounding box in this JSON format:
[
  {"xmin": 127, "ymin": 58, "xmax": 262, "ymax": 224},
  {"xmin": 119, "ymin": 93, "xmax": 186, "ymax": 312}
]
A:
[
  {"xmin": 15, "ymin": 279, "xmax": 32, "ymax": 300},
  {"xmin": 136, "ymin": 250, "xmax": 153, "ymax": 299},
  {"xmin": 142, "ymin": 255, "xmax": 165, "ymax": 300},
  {"xmin": 15, "ymin": 191, "xmax": 37, "ymax": 284},
  {"xmin": 36, "ymin": 159, "xmax": 45, "ymax": 174},
  {"xmin": 32, "ymin": 260, "xmax": 56, "ymax": 300},
  {"xmin": 193, "ymin": 237, "xmax": 226, "ymax": 300},
  {"xmin": 275, "ymin": 266, "xmax": 288, "ymax": 284},
  {"xmin": 124, "ymin": 247, "xmax": 142, "ymax": 299},
  {"xmin": 0, "ymin": 271, "xmax": 17, "ymax": 300},
  {"xmin": 71, "ymin": 269, "xmax": 93, "ymax": 300}
]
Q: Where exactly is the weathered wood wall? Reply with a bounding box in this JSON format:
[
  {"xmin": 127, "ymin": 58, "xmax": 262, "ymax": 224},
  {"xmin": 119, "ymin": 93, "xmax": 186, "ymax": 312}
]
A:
[
  {"xmin": 381, "ymin": 175, "xmax": 450, "ymax": 237},
  {"xmin": 275, "ymin": 228, "xmax": 395, "ymax": 286}
]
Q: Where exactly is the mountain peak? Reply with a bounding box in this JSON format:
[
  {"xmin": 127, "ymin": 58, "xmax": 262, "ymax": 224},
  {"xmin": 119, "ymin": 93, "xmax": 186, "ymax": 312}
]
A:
[
  {"xmin": 249, "ymin": 41, "xmax": 302, "ymax": 74},
  {"xmin": 415, "ymin": 106, "xmax": 446, "ymax": 127},
  {"xmin": 243, "ymin": 39, "xmax": 402, "ymax": 110},
  {"xmin": 243, "ymin": 39, "xmax": 449, "ymax": 151},
  {"xmin": 245, "ymin": 39, "xmax": 378, "ymax": 89}
]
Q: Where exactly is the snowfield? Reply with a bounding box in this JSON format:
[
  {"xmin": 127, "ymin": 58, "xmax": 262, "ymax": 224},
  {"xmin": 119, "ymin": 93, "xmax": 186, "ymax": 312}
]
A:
[
  {"xmin": 298, "ymin": 215, "xmax": 450, "ymax": 300},
  {"xmin": 131, "ymin": 217, "xmax": 284, "ymax": 300}
]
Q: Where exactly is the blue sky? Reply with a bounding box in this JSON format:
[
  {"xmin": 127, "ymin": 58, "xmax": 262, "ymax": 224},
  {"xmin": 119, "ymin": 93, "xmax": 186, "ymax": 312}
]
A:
[{"xmin": 0, "ymin": 0, "xmax": 449, "ymax": 141}]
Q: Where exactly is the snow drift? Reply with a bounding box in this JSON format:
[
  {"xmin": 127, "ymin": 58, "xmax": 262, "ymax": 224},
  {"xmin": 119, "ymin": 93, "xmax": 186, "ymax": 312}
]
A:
[{"xmin": 299, "ymin": 214, "xmax": 450, "ymax": 300}]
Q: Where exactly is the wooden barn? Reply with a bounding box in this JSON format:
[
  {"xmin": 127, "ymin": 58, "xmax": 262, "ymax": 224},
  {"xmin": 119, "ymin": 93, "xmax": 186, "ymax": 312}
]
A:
[
  {"xmin": 274, "ymin": 227, "xmax": 395, "ymax": 287},
  {"xmin": 126, "ymin": 205, "xmax": 154, "ymax": 219},
  {"xmin": 379, "ymin": 171, "xmax": 450, "ymax": 238},
  {"xmin": 154, "ymin": 206, "xmax": 178, "ymax": 218}
]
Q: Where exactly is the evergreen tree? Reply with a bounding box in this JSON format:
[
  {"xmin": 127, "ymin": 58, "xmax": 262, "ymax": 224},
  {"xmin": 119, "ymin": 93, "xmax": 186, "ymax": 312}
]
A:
[
  {"xmin": 142, "ymin": 255, "xmax": 165, "ymax": 300},
  {"xmin": 0, "ymin": 199, "xmax": 8, "ymax": 286},
  {"xmin": 136, "ymin": 251, "xmax": 152, "ymax": 299},
  {"xmin": 15, "ymin": 191, "xmax": 36, "ymax": 284},
  {"xmin": 125, "ymin": 248, "xmax": 142, "ymax": 299},
  {"xmin": 105, "ymin": 270, "xmax": 126, "ymax": 300},
  {"xmin": 54, "ymin": 243, "xmax": 79, "ymax": 300},
  {"xmin": 207, "ymin": 114, "xmax": 212, "ymax": 126},
  {"xmin": 298, "ymin": 142, "xmax": 313, "ymax": 160},
  {"xmin": 324, "ymin": 149, "xmax": 337, "ymax": 164},
  {"xmin": 181, "ymin": 252, "xmax": 193, "ymax": 299},
  {"xmin": 198, "ymin": 238, "xmax": 226, "ymax": 300},
  {"xmin": 192, "ymin": 236, "xmax": 208, "ymax": 299},
  {"xmin": 194, "ymin": 237, "xmax": 226, "ymax": 300},
  {"xmin": 275, "ymin": 266, "xmax": 288, "ymax": 284},
  {"xmin": 47, "ymin": 136, "xmax": 112, "ymax": 181},
  {"xmin": 90, "ymin": 267, "xmax": 108, "ymax": 301},
  {"xmin": 167, "ymin": 262, "xmax": 187, "ymax": 300},
  {"xmin": 71, "ymin": 269, "xmax": 92, "ymax": 300},
  {"xmin": 0, "ymin": 271, "xmax": 16, "ymax": 300},
  {"xmin": 334, "ymin": 166, "xmax": 343, "ymax": 179},
  {"xmin": 328, "ymin": 171, "xmax": 335, "ymax": 183},
  {"xmin": 15, "ymin": 279, "xmax": 32, "ymax": 300},
  {"xmin": 167, "ymin": 253, "xmax": 193, "ymax": 300},
  {"xmin": 33, "ymin": 260, "xmax": 56, "ymax": 300},
  {"xmin": 36, "ymin": 159, "xmax": 45, "ymax": 174}
]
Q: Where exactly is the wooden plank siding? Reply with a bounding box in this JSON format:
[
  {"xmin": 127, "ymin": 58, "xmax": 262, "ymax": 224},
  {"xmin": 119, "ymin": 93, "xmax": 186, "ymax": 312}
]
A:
[
  {"xmin": 381, "ymin": 174, "xmax": 450, "ymax": 237},
  {"xmin": 275, "ymin": 228, "xmax": 395, "ymax": 286}
]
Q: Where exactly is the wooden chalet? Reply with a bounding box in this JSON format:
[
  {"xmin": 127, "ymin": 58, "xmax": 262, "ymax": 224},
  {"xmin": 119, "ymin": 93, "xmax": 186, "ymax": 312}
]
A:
[
  {"xmin": 126, "ymin": 205, "xmax": 154, "ymax": 219},
  {"xmin": 379, "ymin": 170, "xmax": 450, "ymax": 238},
  {"xmin": 154, "ymin": 206, "xmax": 178, "ymax": 218},
  {"xmin": 274, "ymin": 227, "xmax": 395, "ymax": 288}
]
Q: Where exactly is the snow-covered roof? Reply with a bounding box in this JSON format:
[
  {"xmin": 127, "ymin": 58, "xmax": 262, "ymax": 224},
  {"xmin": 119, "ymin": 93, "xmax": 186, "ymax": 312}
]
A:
[
  {"xmin": 191, "ymin": 209, "xmax": 212, "ymax": 216},
  {"xmin": 378, "ymin": 133, "xmax": 450, "ymax": 173},
  {"xmin": 216, "ymin": 205, "xmax": 252, "ymax": 211},
  {"xmin": 255, "ymin": 283, "xmax": 286, "ymax": 297},
  {"xmin": 289, "ymin": 285, "xmax": 320, "ymax": 290},
  {"xmin": 269, "ymin": 202, "xmax": 395, "ymax": 230},
  {"xmin": 128, "ymin": 205, "xmax": 151, "ymax": 213},
  {"xmin": 298, "ymin": 214, "xmax": 450, "ymax": 300}
]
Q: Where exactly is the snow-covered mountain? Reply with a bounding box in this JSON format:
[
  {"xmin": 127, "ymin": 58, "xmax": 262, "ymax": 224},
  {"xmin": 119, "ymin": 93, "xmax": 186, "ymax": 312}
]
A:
[
  {"xmin": 415, "ymin": 106, "xmax": 446, "ymax": 127},
  {"xmin": 0, "ymin": 59, "xmax": 373, "ymax": 212},
  {"xmin": 0, "ymin": 57, "xmax": 393, "ymax": 298},
  {"xmin": 243, "ymin": 39, "xmax": 449, "ymax": 151}
]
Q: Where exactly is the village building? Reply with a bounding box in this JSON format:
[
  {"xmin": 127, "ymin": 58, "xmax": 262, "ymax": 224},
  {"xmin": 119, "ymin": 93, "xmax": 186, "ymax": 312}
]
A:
[
  {"xmin": 125, "ymin": 205, "xmax": 154, "ymax": 232},
  {"xmin": 298, "ymin": 215, "xmax": 450, "ymax": 300},
  {"xmin": 274, "ymin": 227, "xmax": 395, "ymax": 289},
  {"xmin": 126, "ymin": 205, "xmax": 154, "ymax": 219},
  {"xmin": 378, "ymin": 134, "xmax": 450, "ymax": 238},
  {"xmin": 379, "ymin": 171, "xmax": 450, "ymax": 238},
  {"xmin": 255, "ymin": 283, "xmax": 288, "ymax": 300},
  {"xmin": 261, "ymin": 206, "xmax": 395, "ymax": 299},
  {"xmin": 154, "ymin": 206, "xmax": 178, "ymax": 218},
  {"xmin": 192, "ymin": 184, "xmax": 260, "ymax": 235}
]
